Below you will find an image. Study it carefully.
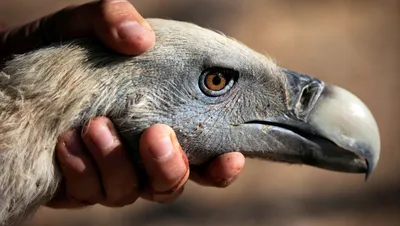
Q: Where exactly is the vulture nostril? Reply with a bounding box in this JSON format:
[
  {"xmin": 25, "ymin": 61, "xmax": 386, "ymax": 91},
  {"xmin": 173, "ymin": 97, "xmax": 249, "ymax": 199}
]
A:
[
  {"xmin": 296, "ymin": 82, "xmax": 322, "ymax": 119},
  {"xmin": 300, "ymin": 86, "xmax": 314, "ymax": 108}
]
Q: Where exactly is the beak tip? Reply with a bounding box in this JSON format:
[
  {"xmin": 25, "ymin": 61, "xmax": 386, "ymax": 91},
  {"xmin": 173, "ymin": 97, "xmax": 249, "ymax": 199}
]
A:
[
  {"xmin": 365, "ymin": 155, "xmax": 378, "ymax": 181},
  {"xmin": 365, "ymin": 170, "xmax": 372, "ymax": 181},
  {"xmin": 365, "ymin": 167, "xmax": 371, "ymax": 182}
]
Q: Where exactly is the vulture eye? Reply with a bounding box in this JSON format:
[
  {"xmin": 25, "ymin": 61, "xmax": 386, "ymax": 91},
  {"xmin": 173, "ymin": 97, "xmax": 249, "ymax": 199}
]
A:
[{"xmin": 199, "ymin": 68, "xmax": 237, "ymax": 96}]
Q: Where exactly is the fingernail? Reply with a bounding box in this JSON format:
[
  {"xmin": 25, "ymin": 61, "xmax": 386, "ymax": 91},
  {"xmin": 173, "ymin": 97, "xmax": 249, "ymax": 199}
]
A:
[
  {"xmin": 214, "ymin": 175, "xmax": 239, "ymax": 188},
  {"xmin": 117, "ymin": 20, "xmax": 151, "ymax": 42},
  {"xmin": 63, "ymin": 131, "xmax": 82, "ymax": 155},
  {"xmin": 59, "ymin": 131, "xmax": 86, "ymax": 172},
  {"xmin": 91, "ymin": 124, "xmax": 114, "ymax": 150},
  {"xmin": 148, "ymin": 136, "xmax": 173, "ymax": 160}
]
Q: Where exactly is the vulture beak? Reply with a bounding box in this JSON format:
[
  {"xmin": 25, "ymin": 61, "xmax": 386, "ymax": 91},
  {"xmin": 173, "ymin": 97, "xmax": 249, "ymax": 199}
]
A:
[
  {"xmin": 246, "ymin": 69, "xmax": 380, "ymax": 179},
  {"xmin": 305, "ymin": 83, "xmax": 380, "ymax": 179}
]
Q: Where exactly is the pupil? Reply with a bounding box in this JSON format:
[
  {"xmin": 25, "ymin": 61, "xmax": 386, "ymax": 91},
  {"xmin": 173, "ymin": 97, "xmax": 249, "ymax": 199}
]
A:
[{"xmin": 212, "ymin": 75, "xmax": 222, "ymax": 85}]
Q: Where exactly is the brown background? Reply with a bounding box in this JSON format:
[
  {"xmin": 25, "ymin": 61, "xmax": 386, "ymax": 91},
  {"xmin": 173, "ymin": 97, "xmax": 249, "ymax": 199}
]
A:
[{"xmin": 1, "ymin": 0, "xmax": 399, "ymax": 225}]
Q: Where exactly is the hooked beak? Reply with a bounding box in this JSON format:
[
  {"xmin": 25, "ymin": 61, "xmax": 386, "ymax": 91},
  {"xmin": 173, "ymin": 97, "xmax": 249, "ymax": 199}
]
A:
[
  {"xmin": 307, "ymin": 84, "xmax": 380, "ymax": 179},
  {"xmin": 245, "ymin": 70, "xmax": 380, "ymax": 179}
]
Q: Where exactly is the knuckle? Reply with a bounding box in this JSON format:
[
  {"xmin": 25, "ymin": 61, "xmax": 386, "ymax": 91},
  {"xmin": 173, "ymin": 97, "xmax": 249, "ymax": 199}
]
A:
[
  {"xmin": 66, "ymin": 181, "xmax": 104, "ymax": 205},
  {"xmin": 103, "ymin": 181, "xmax": 140, "ymax": 207}
]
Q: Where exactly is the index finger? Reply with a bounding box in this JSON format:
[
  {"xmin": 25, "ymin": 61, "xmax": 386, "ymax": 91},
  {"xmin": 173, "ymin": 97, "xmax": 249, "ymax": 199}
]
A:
[{"xmin": 139, "ymin": 124, "xmax": 189, "ymax": 203}]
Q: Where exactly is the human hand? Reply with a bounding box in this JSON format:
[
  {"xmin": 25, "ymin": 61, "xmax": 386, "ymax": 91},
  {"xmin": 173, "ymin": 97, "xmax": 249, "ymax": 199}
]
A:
[{"xmin": 0, "ymin": 0, "xmax": 246, "ymax": 208}]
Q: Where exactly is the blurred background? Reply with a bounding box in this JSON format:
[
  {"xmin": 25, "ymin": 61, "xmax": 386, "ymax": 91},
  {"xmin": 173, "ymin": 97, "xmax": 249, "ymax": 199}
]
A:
[{"xmin": 0, "ymin": 0, "xmax": 399, "ymax": 225}]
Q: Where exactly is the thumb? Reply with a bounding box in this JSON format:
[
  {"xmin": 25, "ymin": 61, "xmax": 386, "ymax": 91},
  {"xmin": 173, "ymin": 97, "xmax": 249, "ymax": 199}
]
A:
[
  {"xmin": 0, "ymin": 0, "xmax": 155, "ymax": 60},
  {"xmin": 96, "ymin": 0, "xmax": 155, "ymax": 55}
]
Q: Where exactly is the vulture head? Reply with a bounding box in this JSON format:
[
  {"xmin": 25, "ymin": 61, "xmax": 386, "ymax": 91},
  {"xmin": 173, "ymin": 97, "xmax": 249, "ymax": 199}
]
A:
[
  {"xmin": 106, "ymin": 19, "xmax": 380, "ymax": 176},
  {"xmin": 0, "ymin": 19, "xmax": 380, "ymax": 225}
]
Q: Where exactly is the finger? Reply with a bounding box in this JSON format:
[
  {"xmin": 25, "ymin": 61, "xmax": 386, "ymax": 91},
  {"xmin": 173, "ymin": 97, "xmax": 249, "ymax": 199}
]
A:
[
  {"xmin": 0, "ymin": 0, "xmax": 155, "ymax": 59},
  {"xmin": 82, "ymin": 117, "xmax": 139, "ymax": 207},
  {"xmin": 190, "ymin": 152, "xmax": 245, "ymax": 188},
  {"xmin": 96, "ymin": 0, "xmax": 155, "ymax": 55},
  {"xmin": 139, "ymin": 124, "xmax": 189, "ymax": 203},
  {"xmin": 52, "ymin": 130, "xmax": 104, "ymax": 206}
]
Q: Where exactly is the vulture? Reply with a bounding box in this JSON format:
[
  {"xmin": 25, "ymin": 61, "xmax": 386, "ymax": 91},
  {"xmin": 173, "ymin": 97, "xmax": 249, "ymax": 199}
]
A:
[{"xmin": 0, "ymin": 19, "xmax": 380, "ymax": 226}]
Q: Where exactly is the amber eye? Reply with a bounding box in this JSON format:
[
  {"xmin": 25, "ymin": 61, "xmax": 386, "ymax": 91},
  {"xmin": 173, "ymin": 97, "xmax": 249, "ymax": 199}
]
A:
[
  {"xmin": 205, "ymin": 72, "xmax": 227, "ymax": 91},
  {"xmin": 199, "ymin": 68, "xmax": 237, "ymax": 96}
]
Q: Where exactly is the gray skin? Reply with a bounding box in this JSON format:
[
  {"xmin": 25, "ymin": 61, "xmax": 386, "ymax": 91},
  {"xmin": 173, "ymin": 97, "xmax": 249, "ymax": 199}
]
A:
[{"xmin": 0, "ymin": 19, "xmax": 380, "ymax": 225}]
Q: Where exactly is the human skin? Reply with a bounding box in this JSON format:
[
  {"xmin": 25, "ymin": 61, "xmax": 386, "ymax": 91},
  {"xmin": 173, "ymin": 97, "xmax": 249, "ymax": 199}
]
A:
[{"xmin": 0, "ymin": 0, "xmax": 245, "ymax": 208}]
